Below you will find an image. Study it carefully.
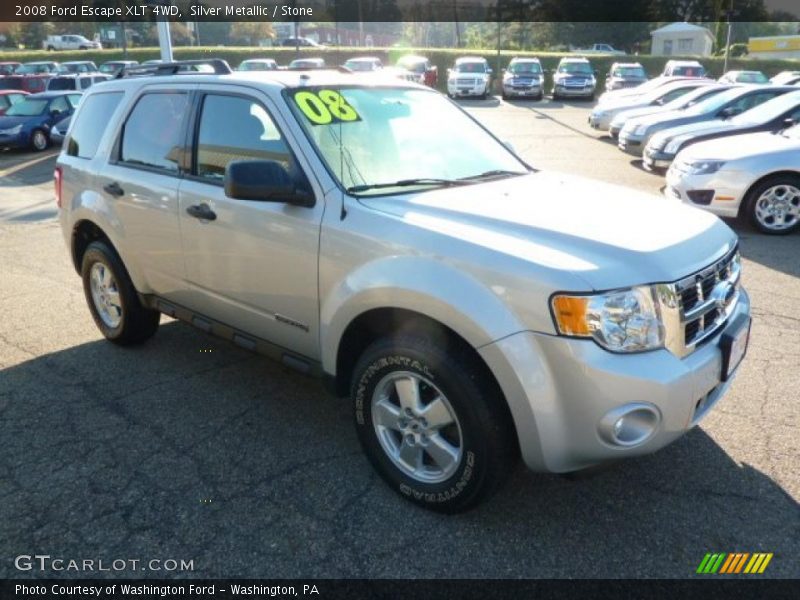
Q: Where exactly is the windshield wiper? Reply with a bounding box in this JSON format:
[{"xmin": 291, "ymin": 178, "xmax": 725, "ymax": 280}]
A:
[
  {"xmin": 347, "ymin": 178, "xmax": 472, "ymax": 194},
  {"xmin": 458, "ymin": 169, "xmax": 527, "ymax": 181}
]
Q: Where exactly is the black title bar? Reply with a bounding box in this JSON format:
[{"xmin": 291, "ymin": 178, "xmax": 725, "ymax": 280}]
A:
[{"xmin": 2, "ymin": 0, "xmax": 799, "ymax": 22}]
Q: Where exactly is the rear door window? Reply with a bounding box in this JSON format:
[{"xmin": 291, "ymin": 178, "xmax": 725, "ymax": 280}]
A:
[
  {"xmin": 120, "ymin": 92, "xmax": 190, "ymax": 173},
  {"xmin": 66, "ymin": 92, "xmax": 123, "ymax": 159}
]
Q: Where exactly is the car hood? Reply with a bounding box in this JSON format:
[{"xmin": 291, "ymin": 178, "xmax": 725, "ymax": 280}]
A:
[
  {"xmin": 678, "ymin": 130, "xmax": 800, "ymax": 161},
  {"xmin": 0, "ymin": 115, "xmax": 39, "ymax": 128},
  {"xmin": 361, "ymin": 172, "xmax": 735, "ymax": 290},
  {"xmin": 612, "ymin": 105, "xmax": 669, "ymax": 122},
  {"xmin": 635, "ymin": 109, "xmax": 696, "ymax": 127},
  {"xmin": 660, "ymin": 119, "xmax": 738, "ymax": 141}
]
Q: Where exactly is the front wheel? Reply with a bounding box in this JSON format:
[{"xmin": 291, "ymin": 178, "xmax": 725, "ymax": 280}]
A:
[
  {"xmin": 744, "ymin": 175, "xmax": 800, "ymax": 235},
  {"xmin": 352, "ymin": 335, "xmax": 517, "ymax": 513}
]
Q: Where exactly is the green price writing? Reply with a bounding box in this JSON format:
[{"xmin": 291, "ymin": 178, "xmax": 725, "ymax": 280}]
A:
[{"xmin": 293, "ymin": 89, "xmax": 360, "ymax": 125}]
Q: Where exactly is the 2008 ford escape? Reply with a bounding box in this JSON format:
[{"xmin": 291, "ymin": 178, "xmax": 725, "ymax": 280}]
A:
[{"xmin": 57, "ymin": 60, "xmax": 751, "ymax": 512}]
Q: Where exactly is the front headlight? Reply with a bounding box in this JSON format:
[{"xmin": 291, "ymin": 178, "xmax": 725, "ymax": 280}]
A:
[
  {"xmin": 551, "ymin": 287, "xmax": 665, "ymax": 353},
  {"xmin": 594, "ymin": 110, "xmax": 608, "ymax": 118},
  {"xmin": 683, "ymin": 160, "xmax": 726, "ymax": 175},
  {"xmin": 664, "ymin": 138, "xmax": 685, "ymax": 154},
  {"xmin": 633, "ymin": 123, "xmax": 649, "ymax": 136},
  {"xmin": 0, "ymin": 124, "xmax": 22, "ymax": 135}
]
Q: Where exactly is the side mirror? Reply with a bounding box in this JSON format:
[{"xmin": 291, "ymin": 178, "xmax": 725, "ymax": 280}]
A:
[
  {"xmin": 719, "ymin": 106, "xmax": 741, "ymax": 119},
  {"xmin": 224, "ymin": 160, "xmax": 314, "ymax": 207}
]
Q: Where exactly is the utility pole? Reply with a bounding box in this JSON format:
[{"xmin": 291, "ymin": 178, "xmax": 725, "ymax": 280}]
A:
[{"xmin": 723, "ymin": 0, "xmax": 734, "ymax": 73}]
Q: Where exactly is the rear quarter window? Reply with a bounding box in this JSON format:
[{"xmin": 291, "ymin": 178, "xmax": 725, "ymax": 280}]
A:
[{"xmin": 66, "ymin": 92, "xmax": 123, "ymax": 159}]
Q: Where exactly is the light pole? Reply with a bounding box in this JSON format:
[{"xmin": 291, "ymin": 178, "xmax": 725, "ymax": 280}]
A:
[{"xmin": 723, "ymin": 0, "xmax": 734, "ymax": 74}]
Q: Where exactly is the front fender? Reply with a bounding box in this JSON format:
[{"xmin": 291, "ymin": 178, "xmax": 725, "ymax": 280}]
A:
[{"xmin": 320, "ymin": 256, "xmax": 525, "ymax": 375}]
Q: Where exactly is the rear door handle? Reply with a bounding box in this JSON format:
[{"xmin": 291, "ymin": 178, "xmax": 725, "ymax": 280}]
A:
[
  {"xmin": 186, "ymin": 203, "xmax": 217, "ymax": 221},
  {"xmin": 103, "ymin": 182, "xmax": 124, "ymax": 197}
]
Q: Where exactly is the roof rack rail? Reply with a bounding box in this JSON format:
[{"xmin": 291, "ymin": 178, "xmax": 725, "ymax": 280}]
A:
[{"xmin": 116, "ymin": 59, "xmax": 232, "ymax": 79}]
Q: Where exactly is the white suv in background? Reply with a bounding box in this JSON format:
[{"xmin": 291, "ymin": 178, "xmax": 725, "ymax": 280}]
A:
[{"xmin": 447, "ymin": 57, "xmax": 492, "ymax": 99}]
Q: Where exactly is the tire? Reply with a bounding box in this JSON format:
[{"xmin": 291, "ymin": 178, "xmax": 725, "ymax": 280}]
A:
[
  {"xmin": 30, "ymin": 129, "xmax": 48, "ymax": 152},
  {"xmin": 743, "ymin": 174, "xmax": 800, "ymax": 235},
  {"xmin": 352, "ymin": 335, "xmax": 517, "ymax": 513},
  {"xmin": 535, "ymin": 93, "xmax": 543, "ymax": 101},
  {"xmin": 47, "ymin": 46, "xmax": 55, "ymax": 51},
  {"xmin": 81, "ymin": 241, "xmax": 160, "ymax": 345}
]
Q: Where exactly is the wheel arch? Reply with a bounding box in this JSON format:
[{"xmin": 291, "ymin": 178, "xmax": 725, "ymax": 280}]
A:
[{"xmin": 743, "ymin": 169, "xmax": 800, "ymax": 204}]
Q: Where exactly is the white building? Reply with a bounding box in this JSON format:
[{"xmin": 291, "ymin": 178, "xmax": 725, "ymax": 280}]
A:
[{"xmin": 650, "ymin": 23, "xmax": 715, "ymax": 57}]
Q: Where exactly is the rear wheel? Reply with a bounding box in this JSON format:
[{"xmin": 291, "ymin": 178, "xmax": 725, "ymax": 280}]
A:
[
  {"xmin": 352, "ymin": 335, "xmax": 517, "ymax": 513},
  {"xmin": 744, "ymin": 175, "xmax": 800, "ymax": 235},
  {"xmin": 81, "ymin": 241, "xmax": 160, "ymax": 345}
]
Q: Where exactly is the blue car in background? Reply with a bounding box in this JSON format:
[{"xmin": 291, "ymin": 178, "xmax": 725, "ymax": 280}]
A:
[{"xmin": 0, "ymin": 91, "xmax": 81, "ymax": 152}]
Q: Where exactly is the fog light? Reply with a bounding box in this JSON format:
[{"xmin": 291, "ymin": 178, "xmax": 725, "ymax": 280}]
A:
[
  {"xmin": 599, "ymin": 403, "xmax": 660, "ymax": 447},
  {"xmin": 687, "ymin": 190, "xmax": 715, "ymax": 206}
]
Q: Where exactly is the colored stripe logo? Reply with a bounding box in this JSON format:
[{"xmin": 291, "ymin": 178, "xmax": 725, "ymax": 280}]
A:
[{"xmin": 697, "ymin": 552, "xmax": 773, "ymax": 574}]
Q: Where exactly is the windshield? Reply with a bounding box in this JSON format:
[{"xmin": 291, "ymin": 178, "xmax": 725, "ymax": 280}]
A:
[
  {"xmin": 672, "ymin": 66, "xmax": 705, "ymax": 77},
  {"xmin": 6, "ymin": 99, "xmax": 48, "ymax": 116},
  {"xmin": 286, "ymin": 87, "xmax": 527, "ymax": 195},
  {"xmin": 398, "ymin": 58, "xmax": 426, "ymax": 73},
  {"xmin": 612, "ymin": 66, "xmax": 646, "ymax": 78},
  {"xmin": 508, "ymin": 62, "xmax": 542, "ymax": 75},
  {"xmin": 345, "ymin": 60, "xmax": 379, "ymax": 72},
  {"xmin": 683, "ymin": 88, "xmax": 749, "ymax": 115},
  {"xmin": 736, "ymin": 72, "xmax": 768, "ymax": 83},
  {"xmin": 16, "ymin": 64, "xmax": 54, "ymax": 74},
  {"xmin": 666, "ymin": 86, "xmax": 725, "ymax": 110},
  {"xmin": 240, "ymin": 61, "xmax": 276, "ymax": 71},
  {"xmin": 732, "ymin": 91, "xmax": 800, "ymax": 125},
  {"xmin": 558, "ymin": 62, "xmax": 592, "ymax": 75},
  {"xmin": 455, "ymin": 62, "xmax": 487, "ymax": 74},
  {"xmin": 99, "ymin": 64, "xmax": 116, "ymax": 73},
  {"xmin": 0, "ymin": 64, "xmax": 17, "ymax": 76},
  {"xmin": 47, "ymin": 78, "xmax": 76, "ymax": 90}
]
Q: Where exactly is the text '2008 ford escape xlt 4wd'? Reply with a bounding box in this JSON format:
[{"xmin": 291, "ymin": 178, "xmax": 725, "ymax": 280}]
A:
[{"xmin": 57, "ymin": 60, "xmax": 751, "ymax": 513}]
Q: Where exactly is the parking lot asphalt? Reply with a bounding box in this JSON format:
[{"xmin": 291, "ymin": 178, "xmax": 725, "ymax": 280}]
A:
[{"xmin": 1, "ymin": 98, "xmax": 798, "ymax": 579}]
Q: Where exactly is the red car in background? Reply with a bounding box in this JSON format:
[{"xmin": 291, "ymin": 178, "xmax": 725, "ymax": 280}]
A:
[
  {"xmin": 0, "ymin": 90, "xmax": 29, "ymax": 116},
  {"xmin": 396, "ymin": 55, "xmax": 438, "ymax": 88},
  {"xmin": 0, "ymin": 62, "xmax": 60, "ymax": 93},
  {"xmin": 0, "ymin": 62, "xmax": 22, "ymax": 76}
]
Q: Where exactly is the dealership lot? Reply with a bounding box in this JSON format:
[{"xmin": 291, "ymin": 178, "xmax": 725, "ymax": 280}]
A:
[{"xmin": 1, "ymin": 97, "xmax": 798, "ymax": 578}]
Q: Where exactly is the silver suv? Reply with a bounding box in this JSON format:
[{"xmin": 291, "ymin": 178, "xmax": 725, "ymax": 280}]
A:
[{"xmin": 57, "ymin": 60, "xmax": 752, "ymax": 513}]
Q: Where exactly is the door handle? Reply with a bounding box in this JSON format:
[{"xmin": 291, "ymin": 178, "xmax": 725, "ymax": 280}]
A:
[
  {"xmin": 186, "ymin": 203, "xmax": 217, "ymax": 221},
  {"xmin": 103, "ymin": 182, "xmax": 124, "ymax": 197}
]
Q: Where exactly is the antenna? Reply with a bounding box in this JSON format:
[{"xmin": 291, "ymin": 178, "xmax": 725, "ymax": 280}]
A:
[{"xmin": 336, "ymin": 10, "xmax": 347, "ymax": 220}]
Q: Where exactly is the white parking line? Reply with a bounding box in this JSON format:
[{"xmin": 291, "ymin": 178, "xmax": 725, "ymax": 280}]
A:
[{"xmin": 0, "ymin": 150, "xmax": 59, "ymax": 178}]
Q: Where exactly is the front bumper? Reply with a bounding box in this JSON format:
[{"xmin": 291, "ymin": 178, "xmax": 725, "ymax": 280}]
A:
[
  {"xmin": 448, "ymin": 82, "xmax": 489, "ymax": 97},
  {"xmin": 553, "ymin": 85, "xmax": 595, "ymax": 98},
  {"xmin": 588, "ymin": 112, "xmax": 614, "ymax": 130},
  {"xmin": 618, "ymin": 131, "xmax": 646, "ymax": 156},
  {"xmin": 0, "ymin": 131, "xmax": 27, "ymax": 149},
  {"xmin": 643, "ymin": 146, "xmax": 675, "ymax": 170},
  {"xmin": 503, "ymin": 83, "xmax": 542, "ymax": 97},
  {"xmin": 665, "ymin": 166, "xmax": 749, "ymax": 219},
  {"xmin": 479, "ymin": 289, "xmax": 751, "ymax": 473}
]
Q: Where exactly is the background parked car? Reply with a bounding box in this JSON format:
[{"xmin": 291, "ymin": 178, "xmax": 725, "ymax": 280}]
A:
[
  {"xmin": 0, "ymin": 91, "xmax": 81, "ymax": 151},
  {"xmin": 589, "ymin": 79, "xmax": 714, "ymax": 131},
  {"xmin": 59, "ymin": 61, "xmax": 99, "ymax": 74},
  {"xmin": 396, "ymin": 55, "xmax": 438, "ymax": 87},
  {"xmin": 598, "ymin": 75, "xmax": 696, "ymax": 104},
  {"xmin": 770, "ymin": 71, "xmax": 800, "ymax": 85},
  {"xmin": 619, "ymin": 85, "xmax": 793, "ymax": 156},
  {"xmin": 0, "ymin": 90, "xmax": 29, "ymax": 116},
  {"xmin": 46, "ymin": 74, "xmax": 110, "ymax": 92},
  {"xmin": 667, "ymin": 125, "xmax": 800, "ymax": 234},
  {"xmin": 661, "ymin": 60, "xmax": 706, "ymax": 77},
  {"xmin": 607, "ymin": 84, "xmax": 733, "ymax": 138},
  {"xmin": 99, "ymin": 61, "xmax": 139, "ymax": 76},
  {"xmin": 288, "ymin": 58, "xmax": 326, "ymax": 70},
  {"xmin": 343, "ymin": 57, "xmax": 383, "ymax": 72},
  {"xmin": 279, "ymin": 37, "xmax": 324, "ymax": 48},
  {"xmin": 502, "ymin": 57, "xmax": 544, "ymax": 100},
  {"xmin": 644, "ymin": 89, "xmax": 800, "ymax": 171},
  {"xmin": 237, "ymin": 59, "xmax": 279, "ymax": 72},
  {"xmin": 0, "ymin": 62, "xmax": 21, "ymax": 76},
  {"xmin": 43, "ymin": 34, "xmax": 102, "ymax": 51},
  {"xmin": 718, "ymin": 70, "xmax": 769, "ymax": 84},
  {"xmin": 447, "ymin": 56, "xmax": 492, "ymax": 99},
  {"xmin": 552, "ymin": 57, "xmax": 597, "ymax": 100},
  {"xmin": 605, "ymin": 62, "xmax": 648, "ymax": 91},
  {"xmin": 49, "ymin": 114, "xmax": 71, "ymax": 146}
]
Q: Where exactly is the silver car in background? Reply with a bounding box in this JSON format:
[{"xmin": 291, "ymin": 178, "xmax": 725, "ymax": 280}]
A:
[
  {"xmin": 605, "ymin": 62, "xmax": 648, "ymax": 91},
  {"xmin": 608, "ymin": 84, "xmax": 732, "ymax": 139},
  {"xmin": 501, "ymin": 57, "xmax": 544, "ymax": 100},
  {"xmin": 666, "ymin": 126, "xmax": 800, "ymax": 234},
  {"xmin": 589, "ymin": 79, "xmax": 713, "ymax": 131}
]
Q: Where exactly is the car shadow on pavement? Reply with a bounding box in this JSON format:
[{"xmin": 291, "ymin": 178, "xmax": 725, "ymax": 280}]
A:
[{"xmin": 1, "ymin": 319, "xmax": 797, "ymax": 578}]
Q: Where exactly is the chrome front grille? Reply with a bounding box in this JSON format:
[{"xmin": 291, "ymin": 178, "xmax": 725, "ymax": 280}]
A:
[{"xmin": 664, "ymin": 247, "xmax": 741, "ymax": 357}]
